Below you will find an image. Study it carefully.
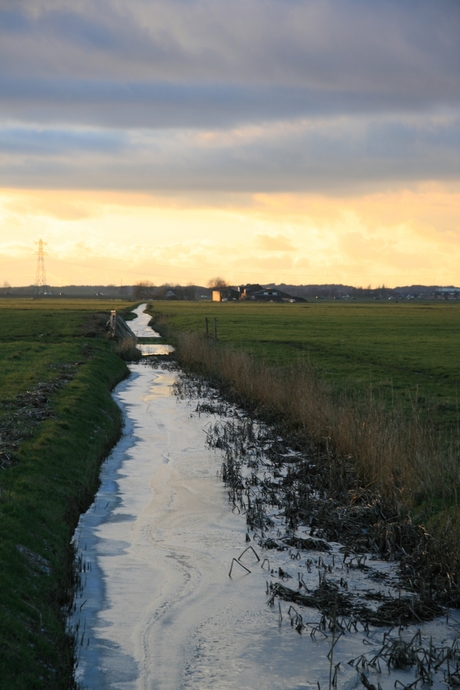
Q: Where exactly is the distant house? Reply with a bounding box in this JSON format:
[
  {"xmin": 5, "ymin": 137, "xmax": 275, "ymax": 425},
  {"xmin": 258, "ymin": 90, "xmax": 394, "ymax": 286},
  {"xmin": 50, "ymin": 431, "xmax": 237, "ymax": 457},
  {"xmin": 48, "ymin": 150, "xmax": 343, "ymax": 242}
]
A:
[
  {"xmin": 227, "ymin": 287, "xmax": 241, "ymax": 301},
  {"xmin": 211, "ymin": 284, "xmax": 306, "ymax": 303},
  {"xmin": 239, "ymin": 284, "xmax": 264, "ymax": 299}
]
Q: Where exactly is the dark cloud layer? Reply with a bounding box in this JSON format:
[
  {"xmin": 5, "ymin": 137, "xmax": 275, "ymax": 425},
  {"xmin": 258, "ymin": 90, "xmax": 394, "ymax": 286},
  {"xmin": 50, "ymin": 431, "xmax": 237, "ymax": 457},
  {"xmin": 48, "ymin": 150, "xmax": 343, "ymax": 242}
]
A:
[
  {"xmin": 1, "ymin": 114, "xmax": 458, "ymax": 192},
  {"xmin": 2, "ymin": 77, "xmax": 459, "ymax": 130},
  {"xmin": 0, "ymin": 0, "xmax": 459, "ymax": 192}
]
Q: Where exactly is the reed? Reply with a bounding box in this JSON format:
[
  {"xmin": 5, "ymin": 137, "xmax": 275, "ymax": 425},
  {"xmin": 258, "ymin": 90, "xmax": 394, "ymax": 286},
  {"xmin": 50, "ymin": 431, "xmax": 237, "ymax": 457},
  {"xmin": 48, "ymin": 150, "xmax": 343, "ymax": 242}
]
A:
[
  {"xmin": 113, "ymin": 335, "xmax": 142, "ymax": 361},
  {"xmin": 174, "ymin": 331, "xmax": 459, "ymax": 513}
]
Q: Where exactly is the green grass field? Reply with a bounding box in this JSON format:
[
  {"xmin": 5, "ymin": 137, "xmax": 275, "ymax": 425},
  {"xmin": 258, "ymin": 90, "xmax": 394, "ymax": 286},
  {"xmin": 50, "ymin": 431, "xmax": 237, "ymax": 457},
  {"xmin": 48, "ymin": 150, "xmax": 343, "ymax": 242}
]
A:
[
  {"xmin": 150, "ymin": 300, "xmax": 460, "ymax": 433},
  {"xmin": 0, "ymin": 298, "xmax": 133, "ymax": 397},
  {"xmin": 0, "ymin": 298, "xmax": 135, "ymax": 689}
]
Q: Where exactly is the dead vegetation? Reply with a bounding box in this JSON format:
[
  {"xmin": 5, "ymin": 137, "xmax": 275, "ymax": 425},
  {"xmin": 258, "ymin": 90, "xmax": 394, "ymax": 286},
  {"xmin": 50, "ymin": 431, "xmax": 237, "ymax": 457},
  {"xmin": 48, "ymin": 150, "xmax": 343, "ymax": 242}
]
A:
[
  {"xmin": 349, "ymin": 631, "xmax": 460, "ymax": 690},
  {"xmin": 173, "ymin": 333, "xmax": 460, "ymax": 599},
  {"xmin": 112, "ymin": 335, "xmax": 142, "ymax": 361},
  {"xmin": 174, "ymin": 332, "xmax": 459, "ymax": 509},
  {"xmin": 174, "ymin": 369, "xmax": 460, "ymax": 617},
  {"xmin": 173, "ymin": 369, "xmax": 460, "ymax": 690}
]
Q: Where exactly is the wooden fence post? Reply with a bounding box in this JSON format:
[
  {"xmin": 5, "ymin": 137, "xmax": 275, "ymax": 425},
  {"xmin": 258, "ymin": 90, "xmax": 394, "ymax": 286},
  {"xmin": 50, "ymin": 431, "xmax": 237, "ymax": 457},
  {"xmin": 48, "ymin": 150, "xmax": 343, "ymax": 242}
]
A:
[{"xmin": 110, "ymin": 310, "xmax": 117, "ymax": 338}]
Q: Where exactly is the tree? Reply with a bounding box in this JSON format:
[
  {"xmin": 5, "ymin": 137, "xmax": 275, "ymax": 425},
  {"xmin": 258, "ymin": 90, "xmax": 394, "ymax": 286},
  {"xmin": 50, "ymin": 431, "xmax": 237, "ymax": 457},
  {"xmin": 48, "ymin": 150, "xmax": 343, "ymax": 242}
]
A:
[
  {"xmin": 133, "ymin": 280, "xmax": 155, "ymax": 299},
  {"xmin": 207, "ymin": 276, "xmax": 228, "ymax": 289}
]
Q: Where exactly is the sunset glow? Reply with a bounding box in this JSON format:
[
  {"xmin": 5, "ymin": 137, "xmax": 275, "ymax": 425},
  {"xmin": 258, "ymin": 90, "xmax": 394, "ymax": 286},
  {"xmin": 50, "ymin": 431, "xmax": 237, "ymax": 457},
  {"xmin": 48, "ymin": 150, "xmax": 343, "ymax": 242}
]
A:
[{"xmin": 1, "ymin": 1, "xmax": 459, "ymax": 287}]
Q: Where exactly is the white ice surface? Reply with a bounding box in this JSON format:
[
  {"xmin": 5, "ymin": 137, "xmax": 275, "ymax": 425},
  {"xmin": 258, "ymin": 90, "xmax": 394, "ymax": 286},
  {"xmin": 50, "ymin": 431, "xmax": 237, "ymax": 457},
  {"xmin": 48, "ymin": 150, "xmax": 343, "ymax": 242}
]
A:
[
  {"xmin": 71, "ymin": 364, "xmax": 322, "ymax": 690},
  {"xmin": 138, "ymin": 343, "xmax": 174, "ymax": 355},
  {"xmin": 129, "ymin": 304, "xmax": 174, "ymax": 356},
  {"xmin": 129, "ymin": 305, "xmax": 161, "ymax": 339}
]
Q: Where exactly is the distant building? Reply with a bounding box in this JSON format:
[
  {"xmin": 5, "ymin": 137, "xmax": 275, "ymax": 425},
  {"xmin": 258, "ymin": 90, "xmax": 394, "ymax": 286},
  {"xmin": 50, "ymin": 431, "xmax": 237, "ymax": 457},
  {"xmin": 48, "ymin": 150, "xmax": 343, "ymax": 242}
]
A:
[
  {"xmin": 239, "ymin": 284, "xmax": 264, "ymax": 299},
  {"xmin": 249, "ymin": 288, "xmax": 307, "ymax": 303},
  {"xmin": 211, "ymin": 284, "xmax": 307, "ymax": 303}
]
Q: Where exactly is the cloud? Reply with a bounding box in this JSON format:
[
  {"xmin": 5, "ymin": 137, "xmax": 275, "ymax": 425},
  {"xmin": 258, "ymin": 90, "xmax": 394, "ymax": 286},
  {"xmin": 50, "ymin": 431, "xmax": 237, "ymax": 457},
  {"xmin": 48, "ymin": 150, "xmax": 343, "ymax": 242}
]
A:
[
  {"xmin": 0, "ymin": 1, "xmax": 458, "ymax": 129},
  {"xmin": 0, "ymin": 0, "xmax": 459, "ymax": 293},
  {"xmin": 256, "ymin": 233, "xmax": 296, "ymax": 253},
  {"xmin": 0, "ymin": 113, "xmax": 458, "ymax": 193},
  {"xmin": 1, "ymin": 2, "xmax": 458, "ymax": 88},
  {"xmin": 2, "ymin": 186, "xmax": 460, "ymax": 288},
  {"xmin": 3, "ymin": 193, "xmax": 97, "ymax": 221},
  {"xmin": 1, "ymin": 78, "xmax": 457, "ymax": 131},
  {"xmin": 0, "ymin": 125, "xmax": 125, "ymax": 155},
  {"xmin": 0, "ymin": 0, "xmax": 458, "ymax": 198}
]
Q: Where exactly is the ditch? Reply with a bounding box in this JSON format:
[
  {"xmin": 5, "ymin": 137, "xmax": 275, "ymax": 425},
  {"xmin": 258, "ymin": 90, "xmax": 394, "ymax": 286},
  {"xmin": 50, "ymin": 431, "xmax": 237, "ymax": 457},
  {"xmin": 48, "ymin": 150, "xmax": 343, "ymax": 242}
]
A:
[{"xmin": 69, "ymin": 305, "xmax": 460, "ymax": 690}]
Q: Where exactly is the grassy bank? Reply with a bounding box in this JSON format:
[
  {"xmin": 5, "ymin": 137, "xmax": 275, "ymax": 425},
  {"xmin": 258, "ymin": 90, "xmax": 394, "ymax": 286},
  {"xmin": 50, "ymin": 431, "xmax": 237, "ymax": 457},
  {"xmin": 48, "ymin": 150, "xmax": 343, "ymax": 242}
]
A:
[
  {"xmin": 148, "ymin": 301, "xmax": 460, "ymax": 594},
  {"xmin": 0, "ymin": 299, "xmax": 134, "ymax": 688}
]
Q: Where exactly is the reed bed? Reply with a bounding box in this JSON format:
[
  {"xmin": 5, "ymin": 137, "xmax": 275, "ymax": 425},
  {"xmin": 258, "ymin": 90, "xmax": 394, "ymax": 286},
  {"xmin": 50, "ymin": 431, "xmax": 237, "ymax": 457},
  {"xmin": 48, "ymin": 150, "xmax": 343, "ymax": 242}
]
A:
[
  {"xmin": 174, "ymin": 368, "xmax": 458, "ymax": 611},
  {"xmin": 170, "ymin": 329, "xmax": 460, "ymax": 686},
  {"xmin": 172, "ymin": 330, "xmax": 460, "ymax": 603},
  {"xmin": 170, "ymin": 328, "xmax": 460, "ymax": 599},
  {"xmin": 174, "ymin": 331, "xmax": 459, "ymax": 513}
]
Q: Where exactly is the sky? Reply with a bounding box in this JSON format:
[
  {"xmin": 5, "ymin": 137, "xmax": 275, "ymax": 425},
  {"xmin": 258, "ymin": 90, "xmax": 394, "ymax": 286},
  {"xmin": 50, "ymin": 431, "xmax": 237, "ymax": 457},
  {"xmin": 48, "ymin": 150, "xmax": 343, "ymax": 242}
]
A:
[{"xmin": 0, "ymin": 0, "xmax": 459, "ymax": 288}]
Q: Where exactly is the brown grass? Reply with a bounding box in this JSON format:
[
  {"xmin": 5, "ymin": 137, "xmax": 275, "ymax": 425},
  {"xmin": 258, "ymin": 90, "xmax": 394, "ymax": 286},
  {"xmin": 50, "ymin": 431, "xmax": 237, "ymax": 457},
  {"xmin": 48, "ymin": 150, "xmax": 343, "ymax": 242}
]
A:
[
  {"xmin": 113, "ymin": 336, "xmax": 142, "ymax": 361},
  {"xmin": 174, "ymin": 331, "xmax": 459, "ymax": 513}
]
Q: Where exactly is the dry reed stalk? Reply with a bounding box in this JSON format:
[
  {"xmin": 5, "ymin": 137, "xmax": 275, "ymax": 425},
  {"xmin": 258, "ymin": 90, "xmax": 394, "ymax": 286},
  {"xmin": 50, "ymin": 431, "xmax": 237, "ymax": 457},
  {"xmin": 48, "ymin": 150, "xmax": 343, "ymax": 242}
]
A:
[{"xmin": 174, "ymin": 331, "xmax": 460, "ymax": 513}]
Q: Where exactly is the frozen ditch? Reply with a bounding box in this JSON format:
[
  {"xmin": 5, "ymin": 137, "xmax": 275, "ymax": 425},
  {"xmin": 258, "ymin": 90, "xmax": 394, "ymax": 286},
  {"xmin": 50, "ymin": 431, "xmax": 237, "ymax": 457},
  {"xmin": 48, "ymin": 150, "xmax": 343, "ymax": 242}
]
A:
[
  {"xmin": 70, "ymin": 306, "xmax": 460, "ymax": 689},
  {"xmin": 128, "ymin": 307, "xmax": 174, "ymax": 356}
]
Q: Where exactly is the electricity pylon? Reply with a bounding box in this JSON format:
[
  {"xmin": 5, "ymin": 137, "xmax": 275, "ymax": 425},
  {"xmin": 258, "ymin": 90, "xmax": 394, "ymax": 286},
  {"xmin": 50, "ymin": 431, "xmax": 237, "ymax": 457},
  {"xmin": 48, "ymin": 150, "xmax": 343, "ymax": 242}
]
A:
[{"xmin": 34, "ymin": 239, "xmax": 48, "ymax": 294}]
